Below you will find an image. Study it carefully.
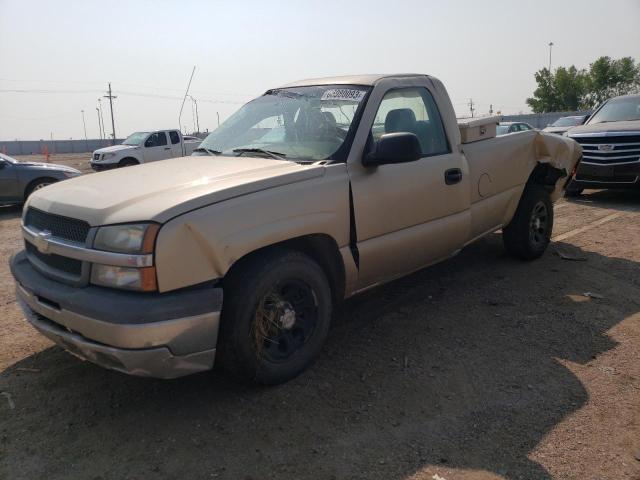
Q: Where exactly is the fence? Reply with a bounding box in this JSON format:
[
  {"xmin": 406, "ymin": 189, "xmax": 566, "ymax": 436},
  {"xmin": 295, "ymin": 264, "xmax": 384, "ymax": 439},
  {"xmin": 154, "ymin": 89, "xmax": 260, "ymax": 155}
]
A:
[
  {"xmin": 499, "ymin": 110, "xmax": 593, "ymax": 129},
  {"xmin": 0, "ymin": 139, "xmax": 123, "ymax": 156}
]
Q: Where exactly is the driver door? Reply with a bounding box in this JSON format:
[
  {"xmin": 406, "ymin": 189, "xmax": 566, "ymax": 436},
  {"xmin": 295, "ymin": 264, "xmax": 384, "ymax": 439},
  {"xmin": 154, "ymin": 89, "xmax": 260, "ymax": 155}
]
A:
[
  {"xmin": 348, "ymin": 86, "xmax": 471, "ymax": 289},
  {"xmin": 143, "ymin": 132, "xmax": 172, "ymax": 162}
]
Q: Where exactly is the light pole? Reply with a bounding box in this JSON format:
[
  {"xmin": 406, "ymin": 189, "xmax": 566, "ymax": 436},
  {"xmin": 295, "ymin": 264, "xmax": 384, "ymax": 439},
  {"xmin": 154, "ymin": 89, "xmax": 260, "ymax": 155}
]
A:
[
  {"xmin": 548, "ymin": 42, "xmax": 554, "ymax": 72},
  {"xmin": 97, "ymin": 98, "xmax": 106, "ymax": 140},
  {"xmin": 187, "ymin": 95, "xmax": 200, "ymax": 133},
  {"xmin": 216, "ymin": 111, "xmax": 220, "ymax": 127},
  {"xmin": 96, "ymin": 107, "xmax": 102, "ymax": 140},
  {"xmin": 81, "ymin": 110, "xmax": 88, "ymax": 150}
]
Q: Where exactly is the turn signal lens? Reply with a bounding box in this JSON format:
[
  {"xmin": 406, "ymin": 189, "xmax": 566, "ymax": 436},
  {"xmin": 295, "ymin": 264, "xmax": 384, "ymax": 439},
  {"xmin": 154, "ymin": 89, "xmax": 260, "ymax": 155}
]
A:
[{"xmin": 91, "ymin": 264, "xmax": 157, "ymax": 291}]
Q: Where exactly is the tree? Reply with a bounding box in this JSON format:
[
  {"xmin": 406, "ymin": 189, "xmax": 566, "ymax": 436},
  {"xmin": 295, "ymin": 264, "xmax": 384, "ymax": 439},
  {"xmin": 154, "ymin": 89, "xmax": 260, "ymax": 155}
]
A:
[
  {"xmin": 526, "ymin": 56, "xmax": 640, "ymax": 113},
  {"xmin": 583, "ymin": 56, "xmax": 640, "ymax": 107}
]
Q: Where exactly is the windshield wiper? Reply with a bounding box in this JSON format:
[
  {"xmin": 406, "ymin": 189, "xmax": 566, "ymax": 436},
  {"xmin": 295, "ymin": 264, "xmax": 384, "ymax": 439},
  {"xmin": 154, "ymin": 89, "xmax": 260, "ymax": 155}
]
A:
[
  {"xmin": 193, "ymin": 147, "xmax": 222, "ymax": 155},
  {"xmin": 233, "ymin": 148, "xmax": 286, "ymax": 160}
]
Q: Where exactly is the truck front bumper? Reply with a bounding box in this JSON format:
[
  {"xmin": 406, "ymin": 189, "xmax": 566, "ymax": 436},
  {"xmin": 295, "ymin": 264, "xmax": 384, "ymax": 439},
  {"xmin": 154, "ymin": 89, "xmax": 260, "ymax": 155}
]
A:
[
  {"xmin": 90, "ymin": 162, "xmax": 119, "ymax": 172},
  {"xmin": 10, "ymin": 251, "xmax": 223, "ymax": 379}
]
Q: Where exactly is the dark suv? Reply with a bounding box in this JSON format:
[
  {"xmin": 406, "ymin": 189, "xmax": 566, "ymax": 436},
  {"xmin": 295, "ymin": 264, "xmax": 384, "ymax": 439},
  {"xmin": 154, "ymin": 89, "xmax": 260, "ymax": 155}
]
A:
[{"xmin": 567, "ymin": 95, "xmax": 640, "ymax": 195}]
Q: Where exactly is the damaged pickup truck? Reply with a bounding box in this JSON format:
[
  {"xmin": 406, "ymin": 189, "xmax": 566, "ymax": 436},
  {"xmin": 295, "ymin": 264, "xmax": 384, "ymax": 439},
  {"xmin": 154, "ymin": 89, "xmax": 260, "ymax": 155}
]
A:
[{"xmin": 10, "ymin": 74, "xmax": 581, "ymax": 384}]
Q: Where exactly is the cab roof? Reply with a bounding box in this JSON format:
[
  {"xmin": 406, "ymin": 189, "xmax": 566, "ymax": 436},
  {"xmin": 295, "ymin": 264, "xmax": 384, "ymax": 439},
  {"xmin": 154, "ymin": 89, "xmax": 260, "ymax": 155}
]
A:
[{"xmin": 280, "ymin": 73, "xmax": 429, "ymax": 88}]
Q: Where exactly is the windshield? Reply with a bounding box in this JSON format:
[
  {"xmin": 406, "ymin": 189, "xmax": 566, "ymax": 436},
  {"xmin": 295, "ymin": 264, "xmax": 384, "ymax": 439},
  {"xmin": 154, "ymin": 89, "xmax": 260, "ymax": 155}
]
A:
[
  {"xmin": 0, "ymin": 153, "xmax": 17, "ymax": 163},
  {"xmin": 198, "ymin": 85, "xmax": 370, "ymax": 162},
  {"xmin": 122, "ymin": 132, "xmax": 150, "ymax": 145},
  {"xmin": 588, "ymin": 96, "xmax": 640, "ymax": 124},
  {"xmin": 496, "ymin": 125, "xmax": 510, "ymax": 135},
  {"xmin": 552, "ymin": 116, "xmax": 583, "ymax": 127}
]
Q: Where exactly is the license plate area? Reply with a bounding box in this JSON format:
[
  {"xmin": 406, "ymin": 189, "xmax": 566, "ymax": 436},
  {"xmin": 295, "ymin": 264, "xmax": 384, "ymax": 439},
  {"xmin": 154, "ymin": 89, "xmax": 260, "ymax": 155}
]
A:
[{"xmin": 578, "ymin": 163, "xmax": 614, "ymax": 178}]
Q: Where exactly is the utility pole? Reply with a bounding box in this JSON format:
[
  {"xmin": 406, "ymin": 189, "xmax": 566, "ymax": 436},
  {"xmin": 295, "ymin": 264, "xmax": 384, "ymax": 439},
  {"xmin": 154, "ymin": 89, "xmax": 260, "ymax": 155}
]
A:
[
  {"xmin": 468, "ymin": 98, "xmax": 475, "ymax": 118},
  {"xmin": 489, "ymin": 104, "xmax": 493, "ymax": 115},
  {"xmin": 81, "ymin": 110, "xmax": 88, "ymax": 150},
  {"xmin": 216, "ymin": 111, "xmax": 220, "ymax": 127},
  {"xmin": 548, "ymin": 42, "xmax": 554, "ymax": 72},
  {"xmin": 103, "ymin": 83, "xmax": 117, "ymax": 144}
]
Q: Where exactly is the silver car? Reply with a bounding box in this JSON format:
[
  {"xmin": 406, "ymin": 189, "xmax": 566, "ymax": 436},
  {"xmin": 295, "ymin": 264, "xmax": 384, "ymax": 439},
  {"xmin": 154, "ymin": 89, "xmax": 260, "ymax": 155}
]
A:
[{"xmin": 0, "ymin": 153, "xmax": 81, "ymax": 205}]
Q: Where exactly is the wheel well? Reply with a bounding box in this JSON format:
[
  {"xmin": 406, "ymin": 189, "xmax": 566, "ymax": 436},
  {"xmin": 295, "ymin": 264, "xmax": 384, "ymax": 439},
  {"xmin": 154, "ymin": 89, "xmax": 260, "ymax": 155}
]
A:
[
  {"xmin": 119, "ymin": 157, "xmax": 139, "ymax": 165},
  {"xmin": 527, "ymin": 162, "xmax": 567, "ymax": 192},
  {"xmin": 24, "ymin": 177, "xmax": 57, "ymax": 199},
  {"xmin": 225, "ymin": 234, "xmax": 346, "ymax": 302}
]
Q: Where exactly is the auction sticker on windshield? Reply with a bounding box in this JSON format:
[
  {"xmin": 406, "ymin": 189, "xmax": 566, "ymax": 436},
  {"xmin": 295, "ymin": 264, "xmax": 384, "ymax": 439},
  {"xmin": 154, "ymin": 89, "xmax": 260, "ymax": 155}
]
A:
[{"xmin": 321, "ymin": 89, "xmax": 366, "ymax": 102}]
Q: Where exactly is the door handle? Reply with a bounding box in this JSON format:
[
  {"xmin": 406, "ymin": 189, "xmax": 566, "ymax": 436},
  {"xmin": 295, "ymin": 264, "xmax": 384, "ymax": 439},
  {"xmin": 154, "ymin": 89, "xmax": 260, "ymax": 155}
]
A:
[
  {"xmin": 164, "ymin": 147, "xmax": 171, "ymax": 150},
  {"xmin": 444, "ymin": 168, "xmax": 463, "ymax": 185}
]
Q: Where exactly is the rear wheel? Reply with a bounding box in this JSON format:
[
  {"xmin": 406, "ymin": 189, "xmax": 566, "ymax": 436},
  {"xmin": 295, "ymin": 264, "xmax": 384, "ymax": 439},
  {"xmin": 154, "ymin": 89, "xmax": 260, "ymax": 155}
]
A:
[
  {"xmin": 503, "ymin": 184, "xmax": 553, "ymax": 260},
  {"xmin": 218, "ymin": 249, "xmax": 332, "ymax": 385}
]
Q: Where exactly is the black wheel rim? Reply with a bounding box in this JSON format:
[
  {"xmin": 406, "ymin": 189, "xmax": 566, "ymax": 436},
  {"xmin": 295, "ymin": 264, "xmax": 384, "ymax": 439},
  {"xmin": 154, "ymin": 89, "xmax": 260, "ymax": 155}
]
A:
[
  {"xmin": 529, "ymin": 200, "xmax": 549, "ymax": 248},
  {"xmin": 251, "ymin": 279, "xmax": 318, "ymax": 363}
]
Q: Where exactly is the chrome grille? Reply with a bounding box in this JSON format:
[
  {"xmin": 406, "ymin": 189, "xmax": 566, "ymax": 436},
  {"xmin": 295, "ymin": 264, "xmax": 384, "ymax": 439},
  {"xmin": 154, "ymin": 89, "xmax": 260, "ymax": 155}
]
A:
[
  {"xmin": 24, "ymin": 208, "xmax": 90, "ymax": 244},
  {"xmin": 571, "ymin": 134, "xmax": 640, "ymax": 165}
]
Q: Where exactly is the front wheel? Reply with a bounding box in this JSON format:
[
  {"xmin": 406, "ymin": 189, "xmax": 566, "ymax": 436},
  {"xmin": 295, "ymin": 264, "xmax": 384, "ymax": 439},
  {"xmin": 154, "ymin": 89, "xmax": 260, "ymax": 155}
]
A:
[
  {"xmin": 218, "ymin": 250, "xmax": 332, "ymax": 385},
  {"xmin": 25, "ymin": 179, "xmax": 55, "ymax": 199},
  {"xmin": 503, "ymin": 184, "xmax": 553, "ymax": 260}
]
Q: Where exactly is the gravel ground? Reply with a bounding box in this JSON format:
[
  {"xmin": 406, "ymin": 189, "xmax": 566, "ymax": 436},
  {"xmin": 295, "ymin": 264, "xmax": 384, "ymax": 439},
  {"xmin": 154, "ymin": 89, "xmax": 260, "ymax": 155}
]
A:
[{"xmin": 0, "ymin": 154, "xmax": 639, "ymax": 480}]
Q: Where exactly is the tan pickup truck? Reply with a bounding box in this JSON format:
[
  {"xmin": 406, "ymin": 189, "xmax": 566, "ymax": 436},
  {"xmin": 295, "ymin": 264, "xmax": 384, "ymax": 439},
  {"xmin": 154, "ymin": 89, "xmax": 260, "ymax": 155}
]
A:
[{"xmin": 10, "ymin": 74, "xmax": 581, "ymax": 384}]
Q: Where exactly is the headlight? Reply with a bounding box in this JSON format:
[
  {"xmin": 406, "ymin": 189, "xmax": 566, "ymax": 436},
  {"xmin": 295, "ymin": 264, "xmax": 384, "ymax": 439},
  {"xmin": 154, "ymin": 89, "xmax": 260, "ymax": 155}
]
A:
[
  {"xmin": 93, "ymin": 223, "xmax": 159, "ymax": 254},
  {"xmin": 91, "ymin": 265, "xmax": 157, "ymax": 291}
]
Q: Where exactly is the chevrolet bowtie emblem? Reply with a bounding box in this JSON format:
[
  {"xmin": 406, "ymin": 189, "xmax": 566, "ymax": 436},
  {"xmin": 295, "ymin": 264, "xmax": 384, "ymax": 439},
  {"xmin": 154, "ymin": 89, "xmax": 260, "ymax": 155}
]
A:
[{"xmin": 33, "ymin": 231, "xmax": 52, "ymax": 254}]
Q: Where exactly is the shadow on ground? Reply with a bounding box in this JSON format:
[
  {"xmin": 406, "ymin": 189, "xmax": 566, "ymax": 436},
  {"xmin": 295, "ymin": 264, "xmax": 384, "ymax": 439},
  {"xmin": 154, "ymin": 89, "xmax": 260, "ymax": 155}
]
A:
[
  {"xmin": 0, "ymin": 204, "xmax": 22, "ymax": 220},
  {"xmin": 566, "ymin": 188, "xmax": 640, "ymax": 212},
  {"xmin": 1, "ymin": 234, "xmax": 639, "ymax": 479}
]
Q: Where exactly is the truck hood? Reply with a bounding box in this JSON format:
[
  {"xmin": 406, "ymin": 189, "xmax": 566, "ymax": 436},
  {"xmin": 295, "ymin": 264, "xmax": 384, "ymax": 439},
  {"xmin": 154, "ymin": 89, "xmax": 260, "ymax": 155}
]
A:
[
  {"xmin": 94, "ymin": 144, "xmax": 138, "ymax": 154},
  {"xmin": 27, "ymin": 156, "xmax": 324, "ymax": 226},
  {"xmin": 568, "ymin": 120, "xmax": 640, "ymax": 136}
]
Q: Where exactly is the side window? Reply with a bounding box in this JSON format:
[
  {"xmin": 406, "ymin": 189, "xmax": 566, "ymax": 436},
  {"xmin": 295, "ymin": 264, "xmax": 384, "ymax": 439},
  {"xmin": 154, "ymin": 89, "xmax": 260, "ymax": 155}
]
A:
[
  {"xmin": 169, "ymin": 131, "xmax": 180, "ymax": 144},
  {"xmin": 371, "ymin": 87, "xmax": 449, "ymax": 156},
  {"xmin": 145, "ymin": 132, "xmax": 166, "ymax": 147}
]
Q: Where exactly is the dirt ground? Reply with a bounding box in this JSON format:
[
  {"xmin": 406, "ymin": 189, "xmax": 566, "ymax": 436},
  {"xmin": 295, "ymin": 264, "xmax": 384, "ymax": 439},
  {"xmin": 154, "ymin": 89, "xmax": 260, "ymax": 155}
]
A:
[{"xmin": 0, "ymin": 154, "xmax": 639, "ymax": 480}]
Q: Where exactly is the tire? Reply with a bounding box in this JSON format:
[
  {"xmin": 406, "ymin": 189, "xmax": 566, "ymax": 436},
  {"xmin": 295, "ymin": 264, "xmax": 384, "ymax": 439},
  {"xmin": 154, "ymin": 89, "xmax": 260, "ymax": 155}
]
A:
[
  {"xmin": 218, "ymin": 249, "xmax": 332, "ymax": 385},
  {"xmin": 503, "ymin": 184, "xmax": 553, "ymax": 260},
  {"xmin": 25, "ymin": 178, "xmax": 56, "ymax": 199},
  {"xmin": 564, "ymin": 180, "xmax": 584, "ymax": 197},
  {"xmin": 118, "ymin": 158, "xmax": 139, "ymax": 167}
]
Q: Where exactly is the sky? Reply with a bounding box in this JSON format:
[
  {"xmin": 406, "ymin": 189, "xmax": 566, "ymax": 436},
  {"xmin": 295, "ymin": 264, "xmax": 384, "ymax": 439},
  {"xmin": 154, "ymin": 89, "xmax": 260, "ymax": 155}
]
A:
[{"xmin": 0, "ymin": 0, "xmax": 639, "ymax": 140}]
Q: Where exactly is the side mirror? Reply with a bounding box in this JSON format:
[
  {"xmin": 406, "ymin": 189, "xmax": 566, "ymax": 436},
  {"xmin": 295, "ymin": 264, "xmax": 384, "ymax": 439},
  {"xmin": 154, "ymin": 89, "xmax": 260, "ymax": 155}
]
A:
[
  {"xmin": 363, "ymin": 132, "xmax": 422, "ymax": 167},
  {"xmin": 144, "ymin": 139, "xmax": 153, "ymax": 148}
]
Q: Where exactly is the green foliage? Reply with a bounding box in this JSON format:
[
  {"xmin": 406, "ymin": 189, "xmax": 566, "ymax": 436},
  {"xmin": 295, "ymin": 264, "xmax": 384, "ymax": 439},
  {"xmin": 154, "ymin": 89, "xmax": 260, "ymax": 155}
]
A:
[{"xmin": 526, "ymin": 56, "xmax": 640, "ymax": 113}]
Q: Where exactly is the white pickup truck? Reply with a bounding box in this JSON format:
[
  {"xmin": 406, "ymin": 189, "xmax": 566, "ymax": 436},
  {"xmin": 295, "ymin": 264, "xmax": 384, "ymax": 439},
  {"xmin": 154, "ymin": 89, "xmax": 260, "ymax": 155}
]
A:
[{"xmin": 90, "ymin": 130, "xmax": 201, "ymax": 171}]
